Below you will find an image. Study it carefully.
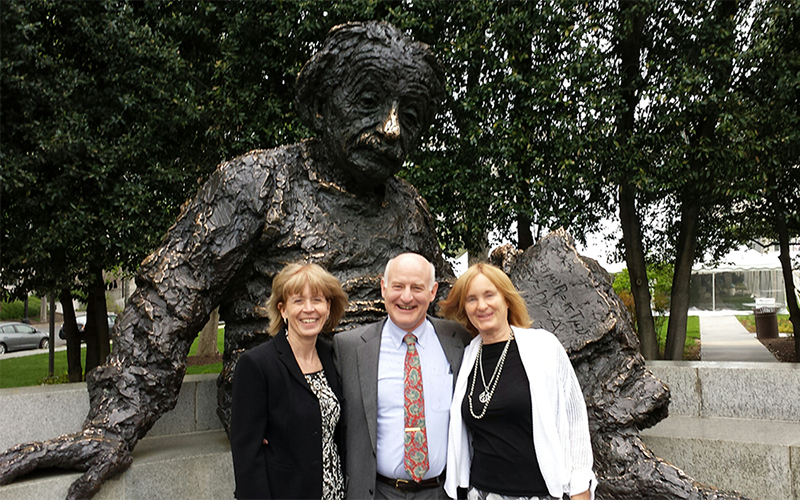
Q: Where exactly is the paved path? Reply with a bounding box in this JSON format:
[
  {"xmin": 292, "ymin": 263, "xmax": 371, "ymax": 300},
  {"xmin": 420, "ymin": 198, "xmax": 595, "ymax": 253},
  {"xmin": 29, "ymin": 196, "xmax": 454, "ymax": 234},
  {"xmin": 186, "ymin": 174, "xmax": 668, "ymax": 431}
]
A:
[
  {"xmin": 1, "ymin": 345, "xmax": 67, "ymax": 360},
  {"xmin": 699, "ymin": 314, "xmax": 778, "ymax": 362}
]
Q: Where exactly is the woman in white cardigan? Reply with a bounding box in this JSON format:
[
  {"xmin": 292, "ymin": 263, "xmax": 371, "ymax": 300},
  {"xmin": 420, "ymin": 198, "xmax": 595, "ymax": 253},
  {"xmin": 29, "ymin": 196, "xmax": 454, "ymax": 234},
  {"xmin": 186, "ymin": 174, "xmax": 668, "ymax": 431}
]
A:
[{"xmin": 439, "ymin": 263, "xmax": 595, "ymax": 500}]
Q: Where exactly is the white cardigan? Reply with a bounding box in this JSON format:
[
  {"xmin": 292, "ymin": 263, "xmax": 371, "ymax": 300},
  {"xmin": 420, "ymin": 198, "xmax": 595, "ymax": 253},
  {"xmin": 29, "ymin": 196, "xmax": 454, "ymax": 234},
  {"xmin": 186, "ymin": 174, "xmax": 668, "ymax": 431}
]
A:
[{"xmin": 444, "ymin": 326, "xmax": 597, "ymax": 500}]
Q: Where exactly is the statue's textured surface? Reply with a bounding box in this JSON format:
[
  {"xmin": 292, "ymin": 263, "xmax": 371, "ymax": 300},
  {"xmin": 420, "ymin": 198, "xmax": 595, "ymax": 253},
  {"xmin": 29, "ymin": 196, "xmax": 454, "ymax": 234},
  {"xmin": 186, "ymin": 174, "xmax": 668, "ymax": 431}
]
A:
[{"xmin": 491, "ymin": 229, "xmax": 750, "ymax": 500}]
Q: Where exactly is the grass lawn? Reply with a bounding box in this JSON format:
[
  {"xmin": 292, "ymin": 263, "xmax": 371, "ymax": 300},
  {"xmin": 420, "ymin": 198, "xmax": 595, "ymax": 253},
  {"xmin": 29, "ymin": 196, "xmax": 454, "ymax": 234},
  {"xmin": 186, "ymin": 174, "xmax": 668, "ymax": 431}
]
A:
[
  {"xmin": 0, "ymin": 347, "xmax": 88, "ymax": 389},
  {"xmin": 185, "ymin": 327, "xmax": 225, "ymax": 375},
  {"xmin": 655, "ymin": 315, "xmax": 700, "ymax": 360},
  {"xmin": 0, "ymin": 328, "xmax": 225, "ymax": 389}
]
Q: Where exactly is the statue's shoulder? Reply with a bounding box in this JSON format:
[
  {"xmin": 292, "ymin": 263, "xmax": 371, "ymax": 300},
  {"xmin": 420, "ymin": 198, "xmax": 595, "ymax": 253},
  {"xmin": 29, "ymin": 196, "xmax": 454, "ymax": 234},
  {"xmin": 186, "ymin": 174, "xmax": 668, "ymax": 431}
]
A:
[
  {"xmin": 202, "ymin": 141, "xmax": 318, "ymax": 207},
  {"xmin": 220, "ymin": 141, "xmax": 311, "ymax": 174}
]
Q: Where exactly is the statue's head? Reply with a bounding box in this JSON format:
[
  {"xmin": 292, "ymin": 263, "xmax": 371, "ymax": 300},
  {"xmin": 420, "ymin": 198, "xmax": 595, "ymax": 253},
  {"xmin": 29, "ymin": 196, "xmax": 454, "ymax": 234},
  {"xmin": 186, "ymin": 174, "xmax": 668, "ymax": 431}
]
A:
[{"xmin": 296, "ymin": 21, "xmax": 445, "ymax": 189}]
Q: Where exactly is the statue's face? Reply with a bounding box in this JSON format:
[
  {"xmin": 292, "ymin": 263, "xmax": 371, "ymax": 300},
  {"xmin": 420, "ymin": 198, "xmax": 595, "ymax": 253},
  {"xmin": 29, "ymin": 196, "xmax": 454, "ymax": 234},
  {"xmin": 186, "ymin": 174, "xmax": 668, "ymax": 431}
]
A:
[{"xmin": 319, "ymin": 45, "xmax": 434, "ymax": 188}]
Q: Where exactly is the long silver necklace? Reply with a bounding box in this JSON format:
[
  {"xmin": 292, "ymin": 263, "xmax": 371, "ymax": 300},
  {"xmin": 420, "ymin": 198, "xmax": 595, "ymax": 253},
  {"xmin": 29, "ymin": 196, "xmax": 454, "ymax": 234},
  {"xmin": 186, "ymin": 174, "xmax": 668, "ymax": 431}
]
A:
[{"xmin": 468, "ymin": 330, "xmax": 514, "ymax": 419}]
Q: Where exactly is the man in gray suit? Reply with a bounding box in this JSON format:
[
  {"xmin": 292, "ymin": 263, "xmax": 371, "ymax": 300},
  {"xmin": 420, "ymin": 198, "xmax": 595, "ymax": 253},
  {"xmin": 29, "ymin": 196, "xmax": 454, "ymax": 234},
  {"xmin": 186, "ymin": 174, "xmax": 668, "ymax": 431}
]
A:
[{"xmin": 333, "ymin": 253, "xmax": 471, "ymax": 499}]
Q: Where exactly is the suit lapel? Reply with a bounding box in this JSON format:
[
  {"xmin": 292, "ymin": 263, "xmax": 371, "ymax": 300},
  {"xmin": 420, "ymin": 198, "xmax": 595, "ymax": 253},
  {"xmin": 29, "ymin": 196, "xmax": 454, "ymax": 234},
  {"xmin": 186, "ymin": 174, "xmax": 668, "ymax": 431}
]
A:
[
  {"xmin": 356, "ymin": 319, "xmax": 384, "ymax": 453},
  {"xmin": 274, "ymin": 330, "xmax": 312, "ymax": 394},
  {"xmin": 430, "ymin": 317, "xmax": 467, "ymax": 385},
  {"xmin": 318, "ymin": 340, "xmax": 341, "ymax": 397}
]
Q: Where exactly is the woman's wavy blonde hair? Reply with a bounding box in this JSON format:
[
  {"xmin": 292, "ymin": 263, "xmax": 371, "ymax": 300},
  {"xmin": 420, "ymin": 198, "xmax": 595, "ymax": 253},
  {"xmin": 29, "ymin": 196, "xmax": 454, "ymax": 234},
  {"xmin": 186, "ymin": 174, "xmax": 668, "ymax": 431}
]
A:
[
  {"xmin": 267, "ymin": 263, "xmax": 348, "ymax": 336},
  {"xmin": 439, "ymin": 262, "xmax": 532, "ymax": 337}
]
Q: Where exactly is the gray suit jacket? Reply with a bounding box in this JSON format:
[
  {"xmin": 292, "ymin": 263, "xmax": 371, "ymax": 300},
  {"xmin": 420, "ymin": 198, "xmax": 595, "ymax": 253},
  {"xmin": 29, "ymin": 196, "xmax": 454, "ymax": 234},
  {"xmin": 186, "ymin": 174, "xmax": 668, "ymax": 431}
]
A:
[{"xmin": 332, "ymin": 316, "xmax": 471, "ymax": 499}]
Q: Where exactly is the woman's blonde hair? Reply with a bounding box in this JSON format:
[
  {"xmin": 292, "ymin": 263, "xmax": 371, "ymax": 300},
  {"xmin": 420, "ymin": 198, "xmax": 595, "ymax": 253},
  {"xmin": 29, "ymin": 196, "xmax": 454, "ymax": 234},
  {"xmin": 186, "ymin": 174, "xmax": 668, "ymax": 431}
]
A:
[
  {"xmin": 267, "ymin": 263, "xmax": 348, "ymax": 336},
  {"xmin": 439, "ymin": 262, "xmax": 532, "ymax": 337}
]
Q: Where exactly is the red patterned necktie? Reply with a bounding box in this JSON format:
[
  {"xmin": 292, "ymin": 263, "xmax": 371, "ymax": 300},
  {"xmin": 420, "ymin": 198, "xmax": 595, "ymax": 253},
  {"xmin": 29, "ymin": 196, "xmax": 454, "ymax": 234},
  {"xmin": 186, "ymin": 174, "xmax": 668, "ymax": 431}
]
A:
[{"xmin": 403, "ymin": 333, "xmax": 429, "ymax": 482}]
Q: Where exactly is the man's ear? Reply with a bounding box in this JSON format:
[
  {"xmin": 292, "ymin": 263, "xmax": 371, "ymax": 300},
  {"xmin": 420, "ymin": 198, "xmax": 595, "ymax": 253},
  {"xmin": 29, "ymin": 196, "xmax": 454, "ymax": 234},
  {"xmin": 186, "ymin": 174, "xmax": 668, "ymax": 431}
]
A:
[{"xmin": 430, "ymin": 281, "xmax": 439, "ymax": 298}]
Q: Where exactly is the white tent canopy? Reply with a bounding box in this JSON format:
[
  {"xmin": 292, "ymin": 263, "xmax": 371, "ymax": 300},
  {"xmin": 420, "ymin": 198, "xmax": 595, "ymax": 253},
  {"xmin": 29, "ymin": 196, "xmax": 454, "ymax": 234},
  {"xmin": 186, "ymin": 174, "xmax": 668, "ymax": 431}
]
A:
[
  {"xmin": 692, "ymin": 246, "xmax": 799, "ymax": 311},
  {"xmin": 693, "ymin": 247, "xmax": 796, "ymax": 274}
]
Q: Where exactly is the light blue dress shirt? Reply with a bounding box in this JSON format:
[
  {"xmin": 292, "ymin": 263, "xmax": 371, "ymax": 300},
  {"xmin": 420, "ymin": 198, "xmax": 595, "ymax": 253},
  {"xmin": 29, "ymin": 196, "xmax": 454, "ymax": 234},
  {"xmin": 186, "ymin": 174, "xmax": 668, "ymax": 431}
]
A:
[{"xmin": 376, "ymin": 317, "xmax": 453, "ymax": 479}]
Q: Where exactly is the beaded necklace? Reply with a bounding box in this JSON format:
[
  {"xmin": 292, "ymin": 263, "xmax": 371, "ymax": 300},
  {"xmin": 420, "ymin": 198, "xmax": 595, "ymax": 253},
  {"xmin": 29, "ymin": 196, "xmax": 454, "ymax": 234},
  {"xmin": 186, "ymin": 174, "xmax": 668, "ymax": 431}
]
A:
[{"xmin": 468, "ymin": 330, "xmax": 514, "ymax": 419}]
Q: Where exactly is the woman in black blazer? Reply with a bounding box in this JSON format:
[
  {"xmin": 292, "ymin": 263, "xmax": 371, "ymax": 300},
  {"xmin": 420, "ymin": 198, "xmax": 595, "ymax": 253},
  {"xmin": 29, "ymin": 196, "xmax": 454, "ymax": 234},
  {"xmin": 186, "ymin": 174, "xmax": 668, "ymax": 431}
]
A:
[{"xmin": 230, "ymin": 263, "xmax": 348, "ymax": 499}]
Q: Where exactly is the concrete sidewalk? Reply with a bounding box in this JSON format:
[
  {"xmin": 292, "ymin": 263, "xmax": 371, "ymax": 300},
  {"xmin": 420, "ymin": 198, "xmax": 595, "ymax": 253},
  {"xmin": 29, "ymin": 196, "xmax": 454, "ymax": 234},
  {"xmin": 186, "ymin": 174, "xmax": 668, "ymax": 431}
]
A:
[{"xmin": 699, "ymin": 314, "xmax": 778, "ymax": 362}]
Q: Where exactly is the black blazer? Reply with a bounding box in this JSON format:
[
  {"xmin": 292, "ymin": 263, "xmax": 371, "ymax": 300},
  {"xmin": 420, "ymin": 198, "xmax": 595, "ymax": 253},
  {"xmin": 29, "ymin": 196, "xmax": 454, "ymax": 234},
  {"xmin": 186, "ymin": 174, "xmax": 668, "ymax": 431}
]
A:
[{"xmin": 230, "ymin": 330, "xmax": 344, "ymax": 499}]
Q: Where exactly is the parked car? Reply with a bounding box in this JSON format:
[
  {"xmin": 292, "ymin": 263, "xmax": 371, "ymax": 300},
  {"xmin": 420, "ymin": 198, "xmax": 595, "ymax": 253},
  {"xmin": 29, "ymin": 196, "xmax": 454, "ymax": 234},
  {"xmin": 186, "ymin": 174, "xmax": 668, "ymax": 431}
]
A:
[
  {"xmin": 58, "ymin": 313, "xmax": 117, "ymax": 341},
  {"xmin": 0, "ymin": 321, "xmax": 49, "ymax": 355}
]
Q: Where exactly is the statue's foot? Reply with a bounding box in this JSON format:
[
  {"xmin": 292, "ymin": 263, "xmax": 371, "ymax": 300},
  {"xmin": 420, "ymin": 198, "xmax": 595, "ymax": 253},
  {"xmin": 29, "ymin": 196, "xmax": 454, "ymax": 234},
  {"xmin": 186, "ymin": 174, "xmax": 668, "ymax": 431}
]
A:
[{"xmin": 0, "ymin": 428, "xmax": 132, "ymax": 500}]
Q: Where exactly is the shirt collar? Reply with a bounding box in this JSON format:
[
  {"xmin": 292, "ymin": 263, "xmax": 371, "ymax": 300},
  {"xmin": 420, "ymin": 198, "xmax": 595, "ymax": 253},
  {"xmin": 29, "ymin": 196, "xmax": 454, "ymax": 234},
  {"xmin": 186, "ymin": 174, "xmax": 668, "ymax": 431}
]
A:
[{"xmin": 384, "ymin": 316, "xmax": 433, "ymax": 349}]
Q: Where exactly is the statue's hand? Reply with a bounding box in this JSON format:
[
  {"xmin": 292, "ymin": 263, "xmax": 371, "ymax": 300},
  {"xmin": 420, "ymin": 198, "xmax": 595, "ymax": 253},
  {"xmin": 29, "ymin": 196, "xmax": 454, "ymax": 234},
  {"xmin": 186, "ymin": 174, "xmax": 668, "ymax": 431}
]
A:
[{"xmin": 0, "ymin": 429, "xmax": 132, "ymax": 500}]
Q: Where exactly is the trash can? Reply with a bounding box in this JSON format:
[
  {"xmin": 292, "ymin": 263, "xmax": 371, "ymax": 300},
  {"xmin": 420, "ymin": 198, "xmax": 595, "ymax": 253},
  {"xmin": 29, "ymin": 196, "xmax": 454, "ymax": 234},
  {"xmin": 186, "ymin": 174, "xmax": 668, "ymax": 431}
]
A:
[{"xmin": 753, "ymin": 306, "xmax": 779, "ymax": 339}]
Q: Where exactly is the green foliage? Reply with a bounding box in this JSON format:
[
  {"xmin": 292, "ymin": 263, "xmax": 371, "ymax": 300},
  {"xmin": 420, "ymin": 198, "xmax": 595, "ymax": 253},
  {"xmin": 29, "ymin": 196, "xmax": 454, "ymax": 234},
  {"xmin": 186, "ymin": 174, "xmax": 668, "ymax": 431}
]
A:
[
  {"xmin": 170, "ymin": 325, "xmax": 225, "ymax": 374},
  {"xmin": 185, "ymin": 362, "xmax": 223, "ymax": 375},
  {"xmin": 0, "ymin": 297, "xmax": 43, "ymax": 321},
  {"xmin": 39, "ymin": 372, "xmax": 71, "ymax": 385},
  {"xmin": 732, "ymin": 1, "xmax": 800, "ymax": 263},
  {"xmin": 401, "ymin": 0, "xmax": 613, "ymax": 254},
  {"xmin": 613, "ymin": 263, "xmax": 674, "ymax": 333},
  {"xmin": 1, "ymin": 0, "xmax": 212, "ymax": 297}
]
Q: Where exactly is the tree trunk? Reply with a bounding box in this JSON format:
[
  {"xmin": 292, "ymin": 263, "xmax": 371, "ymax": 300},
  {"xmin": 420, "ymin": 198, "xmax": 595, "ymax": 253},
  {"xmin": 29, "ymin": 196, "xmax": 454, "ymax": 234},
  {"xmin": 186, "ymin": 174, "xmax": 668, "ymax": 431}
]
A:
[
  {"xmin": 619, "ymin": 184, "xmax": 658, "ymax": 359},
  {"xmin": 93, "ymin": 269, "xmax": 111, "ymax": 362},
  {"xmin": 60, "ymin": 289, "xmax": 83, "ymax": 382},
  {"xmin": 616, "ymin": 0, "xmax": 657, "ymax": 359},
  {"xmin": 84, "ymin": 269, "xmax": 110, "ymax": 375},
  {"xmin": 775, "ymin": 209, "xmax": 800, "ymax": 361},
  {"xmin": 197, "ymin": 307, "xmax": 220, "ymax": 358},
  {"xmin": 22, "ymin": 296, "xmax": 29, "ymax": 323},
  {"xmin": 518, "ymin": 213, "xmax": 534, "ymax": 250},
  {"xmin": 48, "ymin": 294, "xmax": 55, "ymax": 377},
  {"xmin": 40, "ymin": 294, "xmax": 48, "ymax": 323},
  {"xmin": 664, "ymin": 0, "xmax": 738, "ymax": 361},
  {"xmin": 665, "ymin": 199, "xmax": 701, "ymax": 360}
]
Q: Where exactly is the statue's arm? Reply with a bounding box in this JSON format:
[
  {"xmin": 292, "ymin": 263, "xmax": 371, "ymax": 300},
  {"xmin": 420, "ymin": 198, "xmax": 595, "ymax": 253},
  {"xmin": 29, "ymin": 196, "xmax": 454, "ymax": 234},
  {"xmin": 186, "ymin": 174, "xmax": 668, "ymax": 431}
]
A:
[
  {"xmin": 86, "ymin": 151, "xmax": 275, "ymax": 440},
  {"xmin": 0, "ymin": 151, "xmax": 276, "ymax": 498}
]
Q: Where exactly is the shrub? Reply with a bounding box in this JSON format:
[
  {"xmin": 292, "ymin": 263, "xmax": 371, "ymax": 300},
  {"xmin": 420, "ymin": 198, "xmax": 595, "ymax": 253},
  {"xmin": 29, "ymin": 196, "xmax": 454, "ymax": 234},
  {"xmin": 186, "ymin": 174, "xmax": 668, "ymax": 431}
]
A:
[{"xmin": 0, "ymin": 296, "xmax": 43, "ymax": 321}]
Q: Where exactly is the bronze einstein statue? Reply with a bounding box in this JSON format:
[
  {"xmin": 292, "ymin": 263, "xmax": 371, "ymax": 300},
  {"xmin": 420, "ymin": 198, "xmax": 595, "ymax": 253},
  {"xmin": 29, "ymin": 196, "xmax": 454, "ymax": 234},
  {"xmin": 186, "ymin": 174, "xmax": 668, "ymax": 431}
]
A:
[
  {"xmin": 1, "ymin": 21, "xmax": 449, "ymax": 499},
  {"xmin": 0, "ymin": 20, "xmax": 750, "ymax": 500}
]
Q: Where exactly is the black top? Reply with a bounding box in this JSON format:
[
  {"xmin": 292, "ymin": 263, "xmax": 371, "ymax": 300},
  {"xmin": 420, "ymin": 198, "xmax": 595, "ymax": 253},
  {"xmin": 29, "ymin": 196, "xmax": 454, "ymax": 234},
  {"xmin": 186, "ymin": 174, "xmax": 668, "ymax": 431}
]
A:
[{"xmin": 462, "ymin": 339, "xmax": 548, "ymax": 496}]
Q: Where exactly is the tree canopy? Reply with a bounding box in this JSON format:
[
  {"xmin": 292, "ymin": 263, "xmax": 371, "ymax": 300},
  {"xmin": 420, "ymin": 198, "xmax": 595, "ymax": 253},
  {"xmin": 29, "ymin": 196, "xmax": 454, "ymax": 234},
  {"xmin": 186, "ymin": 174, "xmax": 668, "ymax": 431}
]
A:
[{"xmin": 2, "ymin": 0, "xmax": 797, "ymax": 361}]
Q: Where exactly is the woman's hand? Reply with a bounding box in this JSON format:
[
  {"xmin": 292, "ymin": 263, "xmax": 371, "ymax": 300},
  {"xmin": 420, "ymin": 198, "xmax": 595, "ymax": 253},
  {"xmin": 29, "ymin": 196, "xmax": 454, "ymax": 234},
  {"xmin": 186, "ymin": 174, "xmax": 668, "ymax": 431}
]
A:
[{"xmin": 571, "ymin": 489, "xmax": 591, "ymax": 500}]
